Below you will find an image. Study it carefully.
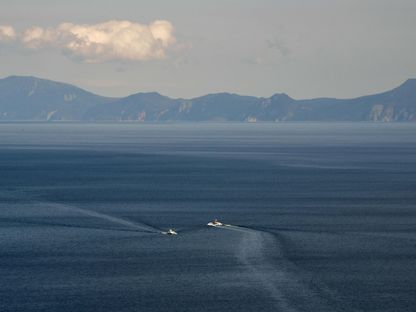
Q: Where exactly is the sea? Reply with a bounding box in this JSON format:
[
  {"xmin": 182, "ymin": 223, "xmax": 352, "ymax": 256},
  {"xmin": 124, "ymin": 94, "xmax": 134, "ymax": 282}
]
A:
[{"xmin": 0, "ymin": 122, "xmax": 415, "ymax": 312}]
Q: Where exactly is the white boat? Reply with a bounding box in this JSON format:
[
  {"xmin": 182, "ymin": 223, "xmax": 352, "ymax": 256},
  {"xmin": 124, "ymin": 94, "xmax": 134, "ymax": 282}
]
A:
[
  {"xmin": 207, "ymin": 219, "xmax": 223, "ymax": 227},
  {"xmin": 162, "ymin": 229, "xmax": 178, "ymax": 235}
]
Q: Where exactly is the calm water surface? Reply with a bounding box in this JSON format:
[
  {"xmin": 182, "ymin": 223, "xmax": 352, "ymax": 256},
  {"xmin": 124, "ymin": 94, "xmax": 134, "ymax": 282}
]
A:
[{"xmin": 1, "ymin": 123, "xmax": 415, "ymax": 312}]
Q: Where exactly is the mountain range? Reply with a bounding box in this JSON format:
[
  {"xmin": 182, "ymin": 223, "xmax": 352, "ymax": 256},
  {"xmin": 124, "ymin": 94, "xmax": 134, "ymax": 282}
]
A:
[{"xmin": 1, "ymin": 76, "xmax": 415, "ymax": 122}]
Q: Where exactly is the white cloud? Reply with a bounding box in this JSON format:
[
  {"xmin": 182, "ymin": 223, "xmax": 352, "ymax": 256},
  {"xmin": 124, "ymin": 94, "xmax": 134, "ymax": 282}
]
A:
[
  {"xmin": 22, "ymin": 27, "xmax": 55, "ymax": 48},
  {"xmin": 20, "ymin": 20, "xmax": 176, "ymax": 62},
  {"xmin": 0, "ymin": 25, "xmax": 16, "ymax": 41}
]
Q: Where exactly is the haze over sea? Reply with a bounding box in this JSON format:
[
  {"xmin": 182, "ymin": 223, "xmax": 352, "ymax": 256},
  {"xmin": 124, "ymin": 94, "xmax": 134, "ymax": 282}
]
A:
[{"xmin": 1, "ymin": 122, "xmax": 415, "ymax": 312}]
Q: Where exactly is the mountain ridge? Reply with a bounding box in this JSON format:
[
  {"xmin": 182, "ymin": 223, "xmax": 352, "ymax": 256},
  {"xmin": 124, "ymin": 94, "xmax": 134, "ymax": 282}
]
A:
[{"xmin": 0, "ymin": 76, "xmax": 415, "ymax": 122}]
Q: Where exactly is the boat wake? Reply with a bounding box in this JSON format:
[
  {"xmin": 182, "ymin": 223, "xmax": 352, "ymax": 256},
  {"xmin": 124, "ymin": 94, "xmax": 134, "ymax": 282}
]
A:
[
  {"xmin": 218, "ymin": 225, "xmax": 343, "ymax": 312},
  {"xmin": 40, "ymin": 202, "xmax": 162, "ymax": 234}
]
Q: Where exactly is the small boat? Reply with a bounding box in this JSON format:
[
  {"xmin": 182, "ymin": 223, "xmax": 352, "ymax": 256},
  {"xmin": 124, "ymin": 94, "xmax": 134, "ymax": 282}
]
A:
[
  {"xmin": 162, "ymin": 229, "xmax": 178, "ymax": 235},
  {"xmin": 207, "ymin": 219, "xmax": 224, "ymax": 227}
]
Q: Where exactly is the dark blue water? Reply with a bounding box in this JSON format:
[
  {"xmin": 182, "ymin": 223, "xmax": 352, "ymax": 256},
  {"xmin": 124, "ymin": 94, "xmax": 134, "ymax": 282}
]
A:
[{"xmin": 1, "ymin": 123, "xmax": 416, "ymax": 312}]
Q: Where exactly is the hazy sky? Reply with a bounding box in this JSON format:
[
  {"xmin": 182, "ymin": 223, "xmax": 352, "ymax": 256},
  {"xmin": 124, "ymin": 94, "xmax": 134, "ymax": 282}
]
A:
[{"xmin": 0, "ymin": 0, "xmax": 415, "ymax": 99}]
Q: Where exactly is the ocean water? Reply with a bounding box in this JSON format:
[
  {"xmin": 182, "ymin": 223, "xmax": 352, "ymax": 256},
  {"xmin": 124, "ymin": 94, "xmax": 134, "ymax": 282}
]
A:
[{"xmin": 0, "ymin": 122, "xmax": 415, "ymax": 312}]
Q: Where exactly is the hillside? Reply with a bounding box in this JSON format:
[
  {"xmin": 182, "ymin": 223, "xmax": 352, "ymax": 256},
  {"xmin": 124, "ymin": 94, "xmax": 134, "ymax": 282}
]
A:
[{"xmin": 0, "ymin": 76, "xmax": 415, "ymax": 122}]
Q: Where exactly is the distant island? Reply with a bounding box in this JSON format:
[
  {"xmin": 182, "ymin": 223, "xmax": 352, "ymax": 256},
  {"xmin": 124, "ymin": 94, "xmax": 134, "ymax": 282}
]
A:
[{"xmin": 0, "ymin": 76, "xmax": 415, "ymax": 122}]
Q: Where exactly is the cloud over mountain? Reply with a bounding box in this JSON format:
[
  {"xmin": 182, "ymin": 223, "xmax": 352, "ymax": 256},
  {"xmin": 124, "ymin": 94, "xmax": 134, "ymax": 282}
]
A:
[{"xmin": 4, "ymin": 20, "xmax": 176, "ymax": 62}]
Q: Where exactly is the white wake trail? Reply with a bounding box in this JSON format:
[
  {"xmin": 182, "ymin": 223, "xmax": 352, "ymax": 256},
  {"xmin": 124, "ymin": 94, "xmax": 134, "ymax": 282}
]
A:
[
  {"xmin": 219, "ymin": 225, "xmax": 297, "ymax": 311},
  {"xmin": 41, "ymin": 202, "xmax": 161, "ymax": 234},
  {"xmin": 218, "ymin": 225, "xmax": 336, "ymax": 312}
]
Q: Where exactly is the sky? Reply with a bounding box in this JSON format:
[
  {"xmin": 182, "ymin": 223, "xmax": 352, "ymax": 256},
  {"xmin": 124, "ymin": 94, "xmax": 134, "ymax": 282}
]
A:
[{"xmin": 0, "ymin": 0, "xmax": 415, "ymax": 99}]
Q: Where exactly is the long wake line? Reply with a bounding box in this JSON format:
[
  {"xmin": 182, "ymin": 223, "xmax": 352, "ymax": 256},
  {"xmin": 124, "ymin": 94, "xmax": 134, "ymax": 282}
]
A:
[
  {"xmin": 217, "ymin": 224, "xmax": 345, "ymax": 312},
  {"xmin": 40, "ymin": 202, "xmax": 161, "ymax": 234}
]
